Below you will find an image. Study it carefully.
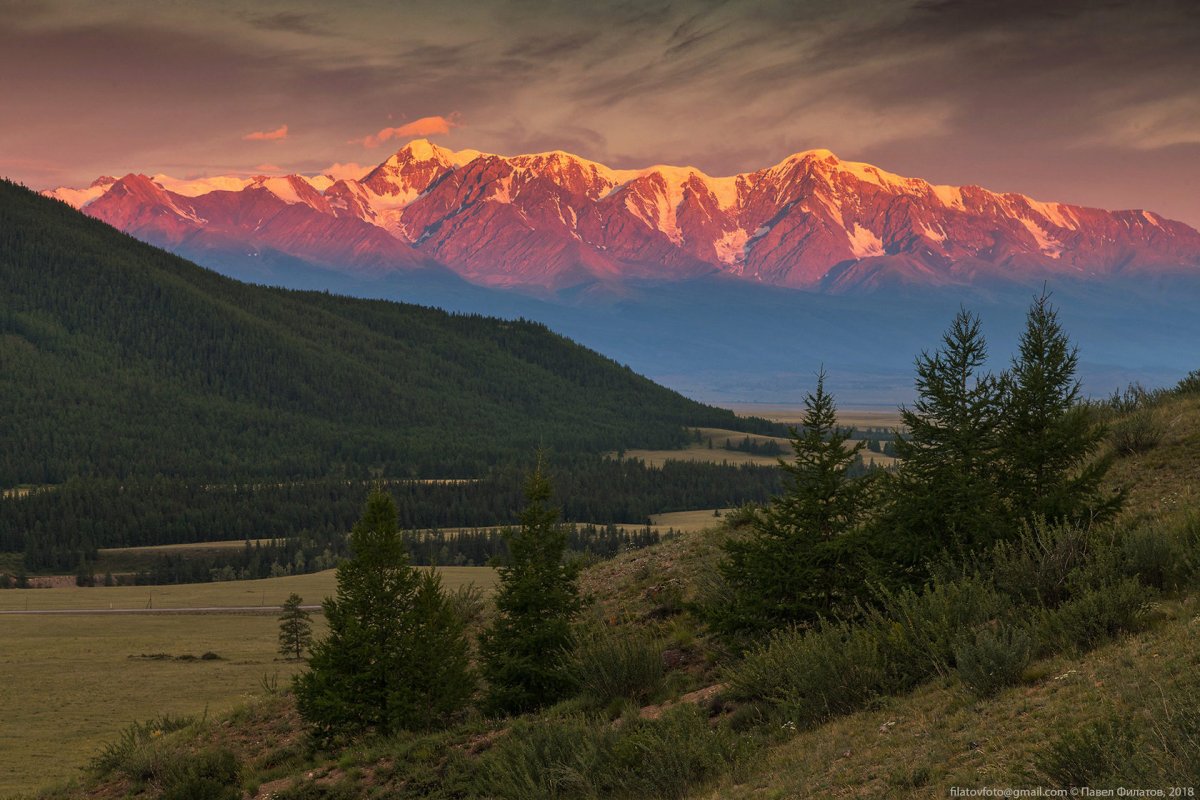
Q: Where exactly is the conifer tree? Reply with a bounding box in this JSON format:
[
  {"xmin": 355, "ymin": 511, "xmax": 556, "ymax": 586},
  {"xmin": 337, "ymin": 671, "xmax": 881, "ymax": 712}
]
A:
[
  {"xmin": 294, "ymin": 489, "xmax": 474, "ymax": 741},
  {"xmin": 874, "ymin": 309, "xmax": 1007, "ymax": 575},
  {"xmin": 714, "ymin": 369, "xmax": 873, "ymax": 637},
  {"xmin": 277, "ymin": 592, "xmax": 312, "ymax": 660},
  {"xmin": 998, "ymin": 292, "xmax": 1122, "ymax": 526},
  {"xmin": 479, "ymin": 458, "xmax": 582, "ymax": 715}
]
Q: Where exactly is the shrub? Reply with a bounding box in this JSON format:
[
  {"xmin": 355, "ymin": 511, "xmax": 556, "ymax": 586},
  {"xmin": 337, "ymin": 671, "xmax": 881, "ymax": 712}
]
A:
[
  {"xmin": 867, "ymin": 576, "xmax": 1008, "ymax": 683},
  {"xmin": 1110, "ymin": 408, "xmax": 1164, "ymax": 455},
  {"xmin": 1034, "ymin": 716, "xmax": 1141, "ymax": 788},
  {"xmin": 158, "ymin": 747, "xmax": 241, "ymax": 800},
  {"xmin": 1141, "ymin": 675, "xmax": 1200, "ymax": 784},
  {"xmin": 725, "ymin": 619, "xmax": 891, "ymax": 727},
  {"xmin": 604, "ymin": 705, "xmax": 750, "ymax": 799},
  {"xmin": 90, "ymin": 713, "xmax": 196, "ymax": 778},
  {"xmin": 477, "ymin": 706, "xmax": 748, "ymax": 800},
  {"xmin": 727, "ymin": 574, "xmax": 1006, "ymax": 726},
  {"xmin": 477, "ymin": 715, "xmax": 609, "ymax": 799},
  {"xmin": 989, "ymin": 520, "xmax": 1094, "ymax": 607},
  {"xmin": 447, "ymin": 582, "xmax": 486, "ymax": 626},
  {"xmin": 1037, "ymin": 577, "xmax": 1148, "ymax": 653},
  {"xmin": 1122, "ymin": 514, "xmax": 1200, "ymax": 590},
  {"xmin": 954, "ymin": 623, "xmax": 1032, "ymax": 698},
  {"xmin": 1176, "ymin": 369, "xmax": 1200, "ymax": 394},
  {"xmin": 571, "ymin": 623, "xmax": 665, "ymax": 708}
]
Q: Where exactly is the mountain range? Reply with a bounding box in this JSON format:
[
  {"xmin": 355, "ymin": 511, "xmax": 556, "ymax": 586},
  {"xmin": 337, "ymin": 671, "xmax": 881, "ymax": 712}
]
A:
[
  {"xmin": 42, "ymin": 143, "xmax": 1200, "ymax": 403},
  {"xmin": 47, "ymin": 139, "xmax": 1200, "ymax": 295}
]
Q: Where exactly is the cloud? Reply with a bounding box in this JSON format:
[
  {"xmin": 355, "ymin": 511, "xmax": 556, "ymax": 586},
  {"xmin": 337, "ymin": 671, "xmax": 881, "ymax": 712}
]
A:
[
  {"xmin": 242, "ymin": 124, "xmax": 288, "ymax": 141},
  {"xmin": 319, "ymin": 161, "xmax": 369, "ymax": 180},
  {"xmin": 357, "ymin": 115, "xmax": 459, "ymax": 148},
  {"xmin": 253, "ymin": 163, "xmax": 282, "ymax": 172}
]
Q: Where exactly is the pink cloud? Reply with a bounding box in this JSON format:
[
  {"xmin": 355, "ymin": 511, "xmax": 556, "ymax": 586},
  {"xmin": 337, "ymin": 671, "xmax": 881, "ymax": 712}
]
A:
[
  {"xmin": 243, "ymin": 124, "xmax": 289, "ymax": 141},
  {"xmin": 253, "ymin": 163, "xmax": 283, "ymax": 173},
  {"xmin": 320, "ymin": 161, "xmax": 368, "ymax": 180},
  {"xmin": 357, "ymin": 115, "xmax": 459, "ymax": 148}
]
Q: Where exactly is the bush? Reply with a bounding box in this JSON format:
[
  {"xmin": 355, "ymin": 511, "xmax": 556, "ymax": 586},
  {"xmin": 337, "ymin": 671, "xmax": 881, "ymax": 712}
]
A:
[
  {"xmin": 867, "ymin": 576, "xmax": 1009, "ymax": 683},
  {"xmin": 1121, "ymin": 515, "xmax": 1200, "ymax": 591},
  {"xmin": 1110, "ymin": 408, "xmax": 1164, "ymax": 455},
  {"xmin": 1035, "ymin": 716, "xmax": 1141, "ymax": 787},
  {"xmin": 989, "ymin": 520, "xmax": 1095, "ymax": 607},
  {"xmin": 158, "ymin": 747, "xmax": 241, "ymax": 800},
  {"xmin": 90, "ymin": 713, "xmax": 197, "ymax": 778},
  {"xmin": 1176, "ymin": 369, "xmax": 1200, "ymax": 394},
  {"xmin": 604, "ymin": 705, "xmax": 750, "ymax": 799},
  {"xmin": 727, "ymin": 574, "xmax": 1006, "ymax": 727},
  {"xmin": 477, "ymin": 715, "xmax": 610, "ymax": 799},
  {"xmin": 954, "ymin": 623, "xmax": 1032, "ymax": 698},
  {"xmin": 1037, "ymin": 578, "xmax": 1148, "ymax": 653},
  {"xmin": 571, "ymin": 624, "xmax": 664, "ymax": 708},
  {"xmin": 477, "ymin": 706, "xmax": 748, "ymax": 800},
  {"xmin": 725, "ymin": 619, "xmax": 891, "ymax": 727}
]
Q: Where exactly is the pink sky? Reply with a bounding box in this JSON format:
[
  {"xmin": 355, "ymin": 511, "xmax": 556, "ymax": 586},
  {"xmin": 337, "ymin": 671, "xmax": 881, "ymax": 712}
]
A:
[{"xmin": 2, "ymin": 0, "xmax": 1198, "ymax": 227}]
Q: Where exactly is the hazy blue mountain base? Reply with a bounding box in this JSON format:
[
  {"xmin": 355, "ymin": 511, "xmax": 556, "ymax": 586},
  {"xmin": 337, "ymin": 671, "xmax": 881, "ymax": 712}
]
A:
[{"xmin": 193, "ymin": 246, "xmax": 1200, "ymax": 407}]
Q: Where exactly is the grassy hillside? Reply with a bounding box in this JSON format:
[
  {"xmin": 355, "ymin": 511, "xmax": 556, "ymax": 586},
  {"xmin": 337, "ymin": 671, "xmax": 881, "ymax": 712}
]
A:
[
  {"xmin": 17, "ymin": 383, "xmax": 1200, "ymax": 800},
  {"xmin": 0, "ymin": 179, "xmax": 771, "ymax": 487}
]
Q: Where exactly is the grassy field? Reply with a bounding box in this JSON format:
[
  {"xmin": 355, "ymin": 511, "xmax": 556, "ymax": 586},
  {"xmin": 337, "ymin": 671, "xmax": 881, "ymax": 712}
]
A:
[
  {"xmin": 614, "ymin": 426, "xmax": 791, "ymax": 467},
  {"xmin": 0, "ymin": 566, "xmax": 496, "ymax": 612},
  {"xmin": 731, "ymin": 404, "xmax": 906, "ymax": 430},
  {"xmin": 616, "ymin": 422, "xmax": 899, "ymax": 468},
  {"xmin": 0, "ymin": 567, "xmax": 496, "ymax": 796}
]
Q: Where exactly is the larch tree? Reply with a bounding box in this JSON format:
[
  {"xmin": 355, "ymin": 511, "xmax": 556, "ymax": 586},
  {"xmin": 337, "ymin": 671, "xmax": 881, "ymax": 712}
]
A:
[
  {"xmin": 294, "ymin": 489, "xmax": 474, "ymax": 742},
  {"xmin": 277, "ymin": 592, "xmax": 312, "ymax": 660},
  {"xmin": 714, "ymin": 368, "xmax": 875, "ymax": 637},
  {"xmin": 479, "ymin": 458, "xmax": 582, "ymax": 715},
  {"xmin": 998, "ymin": 291, "xmax": 1122, "ymax": 526}
]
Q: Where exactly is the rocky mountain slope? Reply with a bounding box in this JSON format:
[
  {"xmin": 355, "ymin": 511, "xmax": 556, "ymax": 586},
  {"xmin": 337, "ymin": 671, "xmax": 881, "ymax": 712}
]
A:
[{"xmin": 47, "ymin": 140, "xmax": 1200, "ymax": 293}]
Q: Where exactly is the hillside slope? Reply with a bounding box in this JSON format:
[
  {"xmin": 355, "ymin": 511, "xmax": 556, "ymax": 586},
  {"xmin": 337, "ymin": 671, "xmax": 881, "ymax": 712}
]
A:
[
  {"xmin": 29, "ymin": 387, "xmax": 1200, "ymax": 800},
  {"xmin": 0, "ymin": 179, "xmax": 762, "ymax": 486}
]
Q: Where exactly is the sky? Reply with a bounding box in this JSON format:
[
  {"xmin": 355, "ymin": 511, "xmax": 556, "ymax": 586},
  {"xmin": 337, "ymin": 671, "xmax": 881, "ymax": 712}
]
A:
[{"xmin": 2, "ymin": 0, "xmax": 1198, "ymax": 227}]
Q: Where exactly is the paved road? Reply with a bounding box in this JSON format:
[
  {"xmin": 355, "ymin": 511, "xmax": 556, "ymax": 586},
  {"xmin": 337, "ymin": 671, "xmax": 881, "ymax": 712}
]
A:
[{"xmin": 0, "ymin": 605, "xmax": 324, "ymax": 615}]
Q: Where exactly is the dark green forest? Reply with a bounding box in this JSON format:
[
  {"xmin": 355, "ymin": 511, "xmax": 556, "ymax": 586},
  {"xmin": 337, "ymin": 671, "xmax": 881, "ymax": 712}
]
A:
[
  {"xmin": 5, "ymin": 458, "xmax": 781, "ymax": 571},
  {"xmin": 0, "ymin": 180, "xmax": 785, "ymax": 573},
  {"xmin": 0, "ymin": 179, "xmax": 784, "ymax": 484}
]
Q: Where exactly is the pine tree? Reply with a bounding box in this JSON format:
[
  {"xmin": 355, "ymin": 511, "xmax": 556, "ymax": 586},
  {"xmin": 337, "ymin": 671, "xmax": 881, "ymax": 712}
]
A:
[
  {"xmin": 277, "ymin": 593, "xmax": 312, "ymax": 660},
  {"xmin": 714, "ymin": 369, "xmax": 874, "ymax": 636},
  {"xmin": 874, "ymin": 309, "xmax": 1008, "ymax": 576},
  {"xmin": 998, "ymin": 292, "xmax": 1122, "ymax": 526},
  {"xmin": 294, "ymin": 489, "xmax": 474, "ymax": 741},
  {"xmin": 479, "ymin": 459, "xmax": 582, "ymax": 715}
]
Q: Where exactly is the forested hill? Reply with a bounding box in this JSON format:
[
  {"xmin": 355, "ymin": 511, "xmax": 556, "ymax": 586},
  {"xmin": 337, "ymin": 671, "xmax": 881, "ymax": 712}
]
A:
[{"xmin": 0, "ymin": 179, "xmax": 768, "ymax": 486}]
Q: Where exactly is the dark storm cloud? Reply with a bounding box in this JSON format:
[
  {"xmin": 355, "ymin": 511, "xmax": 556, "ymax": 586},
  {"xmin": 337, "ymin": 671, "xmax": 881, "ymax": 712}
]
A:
[{"xmin": 2, "ymin": 0, "xmax": 1197, "ymax": 226}]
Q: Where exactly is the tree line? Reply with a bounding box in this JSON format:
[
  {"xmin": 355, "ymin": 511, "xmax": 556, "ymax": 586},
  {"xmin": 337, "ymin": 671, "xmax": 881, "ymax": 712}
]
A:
[{"xmin": 3, "ymin": 456, "xmax": 779, "ymax": 573}]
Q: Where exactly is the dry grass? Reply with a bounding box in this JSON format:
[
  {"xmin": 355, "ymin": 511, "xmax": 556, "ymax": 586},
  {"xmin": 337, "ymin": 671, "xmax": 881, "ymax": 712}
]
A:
[
  {"xmin": 0, "ymin": 567, "xmax": 496, "ymax": 796},
  {"xmin": 730, "ymin": 405, "xmax": 906, "ymax": 431},
  {"xmin": 690, "ymin": 595, "xmax": 1200, "ymax": 799},
  {"xmin": 0, "ymin": 612, "xmax": 320, "ymax": 797},
  {"xmin": 650, "ymin": 509, "xmax": 731, "ymax": 532},
  {"xmin": 0, "ymin": 567, "xmax": 496, "ymax": 612}
]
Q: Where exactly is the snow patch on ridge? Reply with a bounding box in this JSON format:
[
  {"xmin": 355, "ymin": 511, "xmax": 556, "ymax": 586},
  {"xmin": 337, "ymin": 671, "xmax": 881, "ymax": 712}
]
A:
[
  {"xmin": 847, "ymin": 223, "xmax": 885, "ymax": 258},
  {"xmin": 1017, "ymin": 215, "xmax": 1065, "ymax": 258},
  {"xmin": 714, "ymin": 228, "xmax": 749, "ymax": 264}
]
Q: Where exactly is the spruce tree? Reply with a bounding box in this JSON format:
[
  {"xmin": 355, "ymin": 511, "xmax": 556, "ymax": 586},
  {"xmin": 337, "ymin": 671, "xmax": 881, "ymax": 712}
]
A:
[
  {"xmin": 479, "ymin": 459, "xmax": 582, "ymax": 715},
  {"xmin": 999, "ymin": 292, "xmax": 1122, "ymax": 526},
  {"xmin": 874, "ymin": 309, "xmax": 1007, "ymax": 576},
  {"xmin": 714, "ymin": 369, "xmax": 873, "ymax": 637},
  {"xmin": 277, "ymin": 592, "xmax": 313, "ymax": 660},
  {"xmin": 294, "ymin": 489, "xmax": 474, "ymax": 742}
]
